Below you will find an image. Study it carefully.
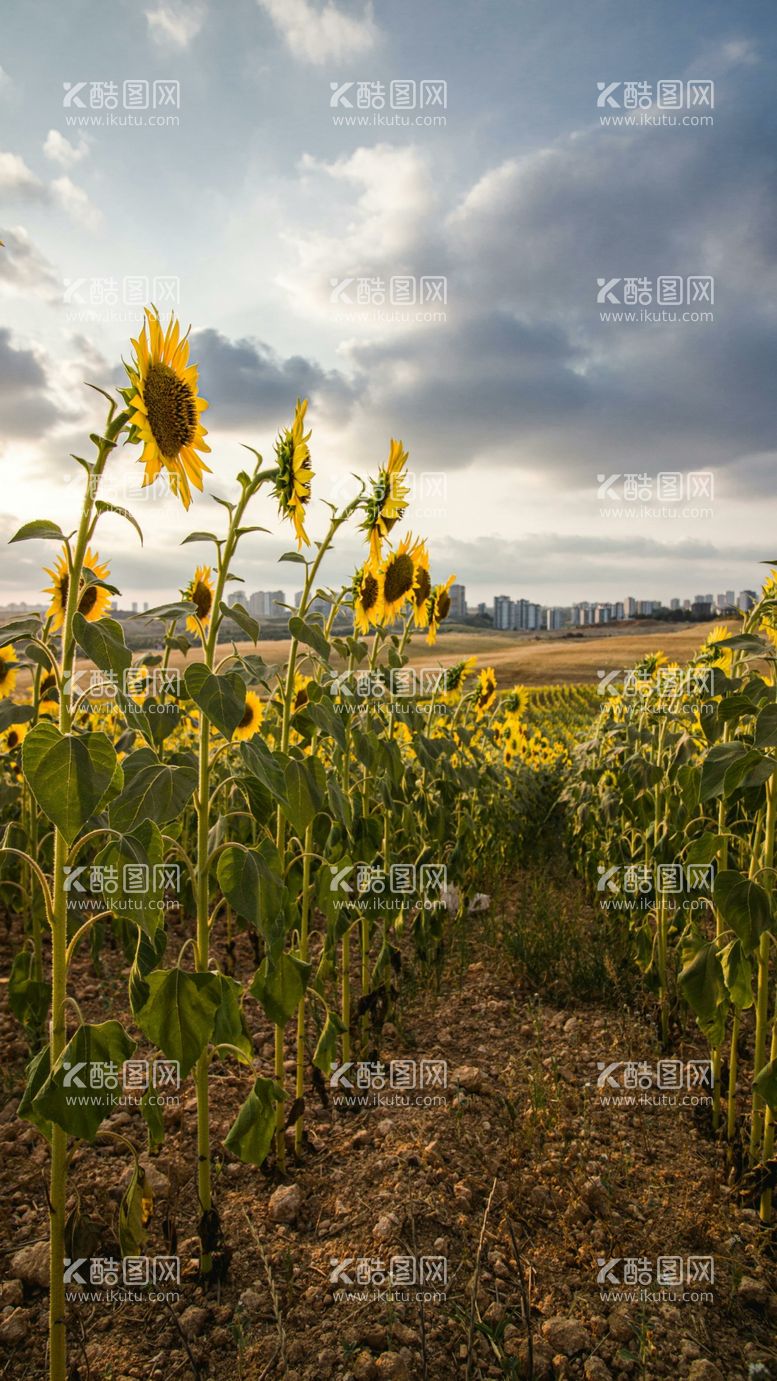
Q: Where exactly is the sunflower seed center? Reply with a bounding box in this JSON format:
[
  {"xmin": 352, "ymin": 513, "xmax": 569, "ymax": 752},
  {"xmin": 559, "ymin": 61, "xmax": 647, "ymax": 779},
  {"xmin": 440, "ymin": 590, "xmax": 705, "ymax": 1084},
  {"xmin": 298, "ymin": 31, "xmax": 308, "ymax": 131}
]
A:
[
  {"xmin": 383, "ymin": 552, "xmax": 414, "ymax": 604},
  {"xmin": 145, "ymin": 362, "xmax": 198, "ymax": 457}
]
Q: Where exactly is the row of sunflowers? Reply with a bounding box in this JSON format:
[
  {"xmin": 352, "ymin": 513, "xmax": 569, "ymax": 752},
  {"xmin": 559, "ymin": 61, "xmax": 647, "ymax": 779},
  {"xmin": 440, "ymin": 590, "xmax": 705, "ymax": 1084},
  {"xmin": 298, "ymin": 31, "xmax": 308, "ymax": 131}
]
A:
[{"xmin": 0, "ymin": 309, "xmax": 564, "ymax": 1381}]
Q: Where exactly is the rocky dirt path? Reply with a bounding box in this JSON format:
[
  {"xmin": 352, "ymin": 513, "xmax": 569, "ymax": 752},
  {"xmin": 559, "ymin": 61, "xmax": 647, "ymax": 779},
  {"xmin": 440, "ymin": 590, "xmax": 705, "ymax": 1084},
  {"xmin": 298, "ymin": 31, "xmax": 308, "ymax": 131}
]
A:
[{"xmin": 1, "ymin": 911, "xmax": 776, "ymax": 1379}]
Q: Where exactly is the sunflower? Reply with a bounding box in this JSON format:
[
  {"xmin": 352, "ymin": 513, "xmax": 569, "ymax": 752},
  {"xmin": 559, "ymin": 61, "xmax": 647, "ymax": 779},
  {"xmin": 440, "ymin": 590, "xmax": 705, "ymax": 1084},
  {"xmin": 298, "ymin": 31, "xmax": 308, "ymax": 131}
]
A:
[
  {"xmin": 361, "ymin": 439, "xmax": 410, "ymax": 566},
  {"xmin": 443, "ymin": 655, "xmax": 477, "ymax": 695},
  {"xmin": 234, "ymin": 691, "xmax": 264, "ymax": 742},
  {"xmin": 183, "ymin": 566, "xmax": 215, "ymax": 637},
  {"xmin": 410, "ymin": 541, "xmax": 431, "ymax": 628},
  {"xmin": 352, "ymin": 564, "xmax": 383, "ymax": 636},
  {"xmin": 292, "ymin": 674, "xmax": 312, "ymax": 714},
  {"xmin": 696, "ymin": 623, "xmax": 734, "ymax": 677},
  {"xmin": 2, "ymin": 721, "xmax": 29, "ymax": 753},
  {"xmin": 426, "ymin": 574, "xmax": 456, "ymax": 646},
  {"xmin": 474, "ymin": 667, "xmax": 497, "ymax": 719},
  {"xmin": 502, "ymin": 684, "xmax": 529, "ymax": 719},
  {"xmin": 44, "ymin": 546, "xmax": 112, "ymax": 631},
  {"xmin": 124, "ymin": 308, "xmax": 210, "ymax": 509},
  {"xmin": 0, "ymin": 645, "xmax": 18, "ymax": 699},
  {"xmin": 381, "ymin": 533, "xmax": 425, "ymax": 624},
  {"xmin": 273, "ymin": 399, "xmax": 313, "ymax": 548}
]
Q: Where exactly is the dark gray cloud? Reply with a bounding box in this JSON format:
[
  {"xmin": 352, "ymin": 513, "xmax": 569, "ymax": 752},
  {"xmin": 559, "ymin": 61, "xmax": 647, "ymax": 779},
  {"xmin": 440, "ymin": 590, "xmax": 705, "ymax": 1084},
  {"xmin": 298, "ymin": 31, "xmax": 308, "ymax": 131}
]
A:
[
  {"xmin": 188, "ymin": 328, "xmax": 358, "ymax": 428},
  {"xmin": 0, "ymin": 328, "xmax": 59, "ymax": 436}
]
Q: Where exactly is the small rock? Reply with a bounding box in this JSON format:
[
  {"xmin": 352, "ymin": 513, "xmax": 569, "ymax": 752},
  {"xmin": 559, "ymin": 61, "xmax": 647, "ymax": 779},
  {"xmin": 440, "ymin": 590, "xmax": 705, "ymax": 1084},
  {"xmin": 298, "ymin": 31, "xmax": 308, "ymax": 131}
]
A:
[
  {"xmin": 237, "ymin": 1287, "xmax": 263, "ymax": 1317},
  {"xmin": 687, "ymin": 1361, "xmax": 724, "ymax": 1381},
  {"xmin": 607, "ymin": 1311, "xmax": 633, "ymax": 1344},
  {"xmin": 376, "ymin": 1119, "xmax": 394, "ymax": 1137},
  {"xmin": 351, "ymin": 1129, "xmax": 370, "ymax": 1149},
  {"xmin": 451, "ymin": 1066, "xmax": 482, "ymax": 1092},
  {"xmin": 583, "ymin": 1359, "xmax": 612, "ymax": 1381},
  {"xmin": 541, "ymin": 1316, "xmax": 591, "ymax": 1356},
  {"xmin": 373, "ymin": 1212, "xmax": 401, "ymax": 1242},
  {"xmin": 582, "ymin": 1178, "xmax": 610, "ymax": 1217},
  {"xmin": 10, "ymin": 1242, "xmax": 49, "ymax": 1290},
  {"xmin": 514, "ymin": 1339, "xmax": 554, "ymax": 1377},
  {"xmin": 563, "ymin": 1017, "xmax": 579, "ymax": 1037},
  {"xmin": 352, "ymin": 1350, "xmax": 378, "ymax": 1380},
  {"xmin": 737, "ymin": 1276, "xmax": 770, "ymax": 1309},
  {"xmin": 0, "ymin": 1308, "xmax": 30, "ymax": 1344},
  {"xmin": 0, "ymin": 1280, "xmax": 24, "ymax": 1307},
  {"xmin": 374, "ymin": 1352, "xmax": 409, "ymax": 1380},
  {"xmin": 268, "ymin": 1183, "xmax": 302, "ymax": 1224},
  {"xmin": 179, "ymin": 1305, "xmax": 208, "ymax": 1340}
]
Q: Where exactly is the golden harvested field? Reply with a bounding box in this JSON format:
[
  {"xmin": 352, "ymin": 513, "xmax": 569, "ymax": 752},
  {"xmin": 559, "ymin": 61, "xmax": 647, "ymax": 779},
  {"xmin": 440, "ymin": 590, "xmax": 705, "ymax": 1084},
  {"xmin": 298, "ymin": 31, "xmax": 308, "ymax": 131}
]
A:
[{"xmin": 155, "ymin": 619, "xmax": 737, "ymax": 688}]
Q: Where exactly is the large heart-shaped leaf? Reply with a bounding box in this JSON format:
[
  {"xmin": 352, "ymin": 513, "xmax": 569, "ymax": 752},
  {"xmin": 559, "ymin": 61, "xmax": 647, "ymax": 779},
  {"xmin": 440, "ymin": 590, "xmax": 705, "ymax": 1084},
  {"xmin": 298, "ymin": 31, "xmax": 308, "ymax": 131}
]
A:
[
  {"xmin": 95, "ymin": 820, "xmax": 167, "ymax": 936},
  {"xmin": 284, "ymin": 756, "xmax": 327, "ymax": 836},
  {"xmin": 250, "ymin": 952, "xmax": 311, "ymax": 1027},
  {"xmin": 134, "ymin": 969, "xmax": 221, "ymax": 1078},
  {"xmin": 217, "ymin": 845, "xmax": 287, "ymax": 947},
  {"xmin": 109, "ymin": 749, "xmax": 197, "ymax": 831},
  {"xmin": 184, "ymin": 664, "xmax": 246, "ymax": 740},
  {"xmin": 224, "ymin": 1077, "xmax": 284, "ymax": 1166},
  {"xmin": 33, "ymin": 1021, "xmax": 136, "ymax": 1141},
  {"xmin": 22, "ymin": 723, "xmax": 118, "ymax": 844},
  {"xmin": 73, "ymin": 613, "xmax": 132, "ymax": 678},
  {"xmin": 211, "ymin": 973, "xmax": 252, "ymax": 1061}
]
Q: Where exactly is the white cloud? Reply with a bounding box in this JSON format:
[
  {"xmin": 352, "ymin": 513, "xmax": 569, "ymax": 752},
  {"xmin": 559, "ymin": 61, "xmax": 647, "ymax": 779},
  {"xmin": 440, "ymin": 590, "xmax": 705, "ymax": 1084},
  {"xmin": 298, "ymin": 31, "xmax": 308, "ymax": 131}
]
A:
[
  {"xmin": 0, "ymin": 151, "xmax": 43, "ymax": 195},
  {"xmin": 0, "ymin": 226, "xmax": 60, "ymax": 300},
  {"xmin": 145, "ymin": 1, "xmax": 206, "ymax": 48},
  {"xmin": 51, "ymin": 176, "xmax": 103, "ymax": 229},
  {"xmin": 257, "ymin": 0, "xmax": 378, "ymax": 65},
  {"xmin": 43, "ymin": 129, "xmax": 88, "ymax": 168}
]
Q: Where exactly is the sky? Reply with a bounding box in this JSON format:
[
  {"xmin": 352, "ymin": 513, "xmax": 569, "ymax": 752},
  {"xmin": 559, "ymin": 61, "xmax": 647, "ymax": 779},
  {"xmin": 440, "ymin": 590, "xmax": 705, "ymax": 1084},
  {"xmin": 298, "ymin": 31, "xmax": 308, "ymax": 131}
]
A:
[{"xmin": 1, "ymin": 0, "xmax": 776, "ymax": 610}]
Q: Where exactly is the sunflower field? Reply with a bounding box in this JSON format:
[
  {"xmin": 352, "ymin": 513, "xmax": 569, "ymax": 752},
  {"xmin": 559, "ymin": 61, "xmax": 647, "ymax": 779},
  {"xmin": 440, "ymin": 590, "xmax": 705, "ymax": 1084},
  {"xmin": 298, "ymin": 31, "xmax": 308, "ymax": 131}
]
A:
[{"xmin": 0, "ymin": 313, "xmax": 565, "ymax": 1380}]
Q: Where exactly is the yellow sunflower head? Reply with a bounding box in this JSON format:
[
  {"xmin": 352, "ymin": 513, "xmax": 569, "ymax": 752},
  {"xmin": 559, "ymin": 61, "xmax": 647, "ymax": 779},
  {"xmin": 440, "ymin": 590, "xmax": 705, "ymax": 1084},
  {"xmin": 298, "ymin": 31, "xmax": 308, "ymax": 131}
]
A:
[
  {"xmin": 696, "ymin": 623, "xmax": 734, "ymax": 677},
  {"xmin": 474, "ymin": 667, "xmax": 497, "ymax": 719},
  {"xmin": 2, "ymin": 720, "xmax": 29, "ymax": 754},
  {"xmin": 183, "ymin": 566, "xmax": 215, "ymax": 637},
  {"xmin": 502, "ymin": 684, "xmax": 529, "ymax": 719},
  {"xmin": 426, "ymin": 574, "xmax": 456, "ymax": 646},
  {"xmin": 124, "ymin": 308, "xmax": 211, "ymax": 509},
  {"xmin": 352, "ymin": 564, "xmax": 384, "ymax": 636},
  {"xmin": 234, "ymin": 690, "xmax": 264, "ymax": 742},
  {"xmin": 409, "ymin": 539, "xmax": 431, "ymax": 628},
  {"xmin": 44, "ymin": 545, "xmax": 112, "ymax": 632},
  {"xmin": 361, "ymin": 438, "xmax": 410, "ymax": 566},
  {"xmin": 0, "ymin": 645, "xmax": 18, "ymax": 699},
  {"xmin": 443, "ymin": 655, "xmax": 477, "ymax": 696},
  {"xmin": 273, "ymin": 398, "xmax": 313, "ymax": 549},
  {"xmin": 292, "ymin": 674, "xmax": 312, "ymax": 714},
  {"xmin": 381, "ymin": 533, "xmax": 425, "ymax": 624}
]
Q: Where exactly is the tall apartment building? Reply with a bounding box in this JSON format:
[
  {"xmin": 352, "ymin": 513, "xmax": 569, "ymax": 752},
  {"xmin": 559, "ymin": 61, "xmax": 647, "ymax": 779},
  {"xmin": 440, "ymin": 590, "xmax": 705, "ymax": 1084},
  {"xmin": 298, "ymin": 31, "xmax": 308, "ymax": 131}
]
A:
[{"xmin": 449, "ymin": 584, "xmax": 467, "ymax": 619}]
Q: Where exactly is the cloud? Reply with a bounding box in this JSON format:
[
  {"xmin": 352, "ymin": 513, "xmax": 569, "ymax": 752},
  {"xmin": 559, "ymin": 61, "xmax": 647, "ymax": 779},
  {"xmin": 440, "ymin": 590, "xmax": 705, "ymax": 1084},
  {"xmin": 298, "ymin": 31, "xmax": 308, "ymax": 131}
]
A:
[
  {"xmin": 0, "ymin": 65, "xmax": 11, "ymax": 96},
  {"xmin": 257, "ymin": 0, "xmax": 378, "ymax": 65},
  {"xmin": 1, "ymin": 148, "xmax": 102, "ymax": 228},
  {"xmin": 145, "ymin": 1, "xmax": 207, "ymax": 49},
  {"xmin": 43, "ymin": 129, "xmax": 88, "ymax": 168},
  {"xmin": 187, "ymin": 327, "xmax": 357, "ymax": 427},
  {"xmin": 50, "ymin": 175, "xmax": 103, "ymax": 229},
  {"xmin": 0, "ymin": 226, "xmax": 60, "ymax": 300},
  {"xmin": 0, "ymin": 330, "xmax": 59, "ymax": 438},
  {"xmin": 0, "ymin": 151, "xmax": 43, "ymax": 196}
]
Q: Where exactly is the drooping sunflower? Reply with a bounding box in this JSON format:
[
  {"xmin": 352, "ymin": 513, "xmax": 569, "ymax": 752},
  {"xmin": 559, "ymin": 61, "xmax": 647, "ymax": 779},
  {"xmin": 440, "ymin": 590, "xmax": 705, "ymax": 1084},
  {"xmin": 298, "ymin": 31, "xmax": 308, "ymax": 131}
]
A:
[
  {"xmin": 443, "ymin": 655, "xmax": 477, "ymax": 696},
  {"xmin": 696, "ymin": 623, "xmax": 734, "ymax": 677},
  {"xmin": 234, "ymin": 691, "xmax": 264, "ymax": 742},
  {"xmin": 273, "ymin": 399, "xmax": 313, "ymax": 549},
  {"xmin": 381, "ymin": 533, "xmax": 425, "ymax": 624},
  {"xmin": 124, "ymin": 308, "xmax": 210, "ymax": 509},
  {"xmin": 0, "ymin": 645, "xmax": 18, "ymax": 699},
  {"xmin": 361, "ymin": 438, "xmax": 410, "ymax": 567},
  {"xmin": 183, "ymin": 566, "xmax": 215, "ymax": 637},
  {"xmin": 502, "ymin": 684, "xmax": 529, "ymax": 720},
  {"xmin": 474, "ymin": 667, "xmax": 497, "ymax": 719},
  {"xmin": 426, "ymin": 574, "xmax": 456, "ymax": 646},
  {"xmin": 352, "ymin": 564, "xmax": 384, "ymax": 636},
  {"xmin": 44, "ymin": 546, "xmax": 112, "ymax": 631},
  {"xmin": 410, "ymin": 540, "xmax": 431, "ymax": 628}
]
